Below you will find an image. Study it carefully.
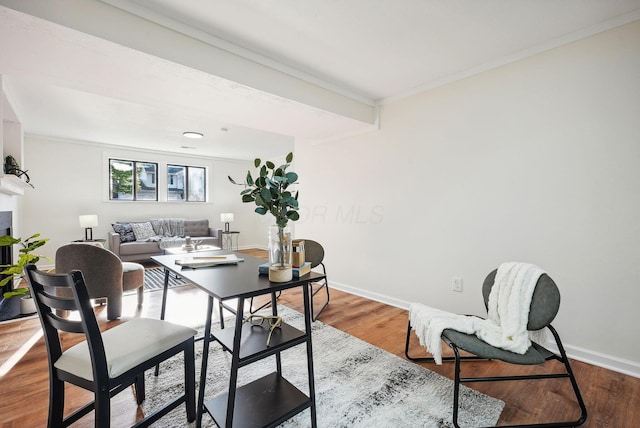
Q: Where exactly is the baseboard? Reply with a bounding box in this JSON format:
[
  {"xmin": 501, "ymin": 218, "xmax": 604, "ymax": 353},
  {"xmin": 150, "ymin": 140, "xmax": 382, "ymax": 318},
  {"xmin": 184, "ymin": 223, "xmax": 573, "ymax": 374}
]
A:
[
  {"xmin": 558, "ymin": 343, "xmax": 640, "ymax": 379},
  {"xmin": 329, "ymin": 279, "xmax": 411, "ymax": 310},
  {"xmin": 329, "ymin": 279, "xmax": 640, "ymax": 379}
]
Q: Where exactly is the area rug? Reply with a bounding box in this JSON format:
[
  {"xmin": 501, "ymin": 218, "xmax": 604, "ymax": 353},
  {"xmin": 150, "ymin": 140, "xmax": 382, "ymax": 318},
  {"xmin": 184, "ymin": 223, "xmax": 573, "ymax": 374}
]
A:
[
  {"xmin": 142, "ymin": 267, "xmax": 188, "ymax": 291},
  {"xmin": 143, "ymin": 306, "xmax": 504, "ymax": 427}
]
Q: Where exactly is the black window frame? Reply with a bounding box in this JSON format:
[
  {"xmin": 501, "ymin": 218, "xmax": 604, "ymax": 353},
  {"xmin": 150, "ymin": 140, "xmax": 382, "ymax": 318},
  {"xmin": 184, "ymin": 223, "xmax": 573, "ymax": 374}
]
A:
[
  {"xmin": 109, "ymin": 158, "xmax": 158, "ymax": 201},
  {"xmin": 167, "ymin": 164, "xmax": 207, "ymax": 202}
]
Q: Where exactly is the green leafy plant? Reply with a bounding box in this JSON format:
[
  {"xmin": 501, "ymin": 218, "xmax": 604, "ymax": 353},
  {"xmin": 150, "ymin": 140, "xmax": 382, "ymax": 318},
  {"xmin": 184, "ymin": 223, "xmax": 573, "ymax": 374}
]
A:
[
  {"xmin": 228, "ymin": 152, "xmax": 300, "ymax": 228},
  {"xmin": 229, "ymin": 152, "xmax": 300, "ymax": 273},
  {"xmin": 0, "ymin": 233, "xmax": 50, "ymax": 298}
]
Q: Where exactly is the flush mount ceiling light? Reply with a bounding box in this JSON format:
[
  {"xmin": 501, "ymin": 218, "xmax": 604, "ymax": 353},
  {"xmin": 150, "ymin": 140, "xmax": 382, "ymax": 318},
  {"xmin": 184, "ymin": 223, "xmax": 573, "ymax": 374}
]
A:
[{"xmin": 183, "ymin": 131, "xmax": 203, "ymax": 139}]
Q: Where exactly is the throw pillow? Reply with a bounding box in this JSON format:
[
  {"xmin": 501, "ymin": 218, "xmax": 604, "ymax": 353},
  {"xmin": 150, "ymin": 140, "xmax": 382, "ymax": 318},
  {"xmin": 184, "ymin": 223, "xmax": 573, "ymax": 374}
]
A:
[
  {"xmin": 112, "ymin": 223, "xmax": 135, "ymax": 243},
  {"xmin": 131, "ymin": 221, "xmax": 156, "ymax": 241}
]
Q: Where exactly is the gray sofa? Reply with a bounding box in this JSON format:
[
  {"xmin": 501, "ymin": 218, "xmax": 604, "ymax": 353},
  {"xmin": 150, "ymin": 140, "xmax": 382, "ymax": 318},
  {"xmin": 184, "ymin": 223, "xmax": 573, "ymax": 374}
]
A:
[{"xmin": 109, "ymin": 218, "xmax": 223, "ymax": 262}]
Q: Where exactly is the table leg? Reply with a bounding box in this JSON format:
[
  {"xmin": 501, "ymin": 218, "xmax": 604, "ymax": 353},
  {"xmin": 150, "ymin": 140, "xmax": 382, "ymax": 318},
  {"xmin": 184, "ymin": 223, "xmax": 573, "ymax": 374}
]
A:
[
  {"xmin": 225, "ymin": 297, "xmax": 245, "ymax": 427},
  {"xmin": 196, "ymin": 295, "xmax": 215, "ymax": 428},
  {"xmin": 160, "ymin": 268, "xmax": 170, "ymax": 320},
  {"xmin": 154, "ymin": 268, "xmax": 171, "ymax": 376},
  {"xmin": 303, "ymin": 282, "xmax": 317, "ymax": 428},
  {"xmin": 271, "ymin": 292, "xmax": 282, "ymax": 375}
]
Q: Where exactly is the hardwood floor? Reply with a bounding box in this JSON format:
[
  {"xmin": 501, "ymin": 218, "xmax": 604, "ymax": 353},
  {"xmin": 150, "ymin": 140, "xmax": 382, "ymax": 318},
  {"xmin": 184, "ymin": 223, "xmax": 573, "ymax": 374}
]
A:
[{"xmin": 1, "ymin": 248, "xmax": 638, "ymax": 427}]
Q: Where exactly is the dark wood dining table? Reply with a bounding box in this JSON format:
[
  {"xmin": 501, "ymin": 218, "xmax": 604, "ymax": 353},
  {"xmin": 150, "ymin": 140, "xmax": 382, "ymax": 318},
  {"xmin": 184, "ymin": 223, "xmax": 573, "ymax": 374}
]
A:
[{"xmin": 152, "ymin": 250, "xmax": 325, "ymax": 428}]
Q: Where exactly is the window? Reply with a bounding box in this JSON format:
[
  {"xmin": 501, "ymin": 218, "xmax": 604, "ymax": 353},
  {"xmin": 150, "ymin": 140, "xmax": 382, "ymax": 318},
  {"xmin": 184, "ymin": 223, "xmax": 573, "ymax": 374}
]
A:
[
  {"xmin": 109, "ymin": 159, "xmax": 158, "ymax": 201},
  {"xmin": 168, "ymin": 164, "xmax": 206, "ymax": 202}
]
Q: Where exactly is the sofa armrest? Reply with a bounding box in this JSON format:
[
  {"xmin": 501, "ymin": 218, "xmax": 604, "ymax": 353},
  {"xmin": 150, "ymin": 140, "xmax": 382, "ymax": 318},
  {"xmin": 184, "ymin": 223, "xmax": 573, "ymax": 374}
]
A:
[
  {"xmin": 108, "ymin": 232, "xmax": 122, "ymax": 257},
  {"xmin": 208, "ymin": 228, "xmax": 223, "ymax": 248}
]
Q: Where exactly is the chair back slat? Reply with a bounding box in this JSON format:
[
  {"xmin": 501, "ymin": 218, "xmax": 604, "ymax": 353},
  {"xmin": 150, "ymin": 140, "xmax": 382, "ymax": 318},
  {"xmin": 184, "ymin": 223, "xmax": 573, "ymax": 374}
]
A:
[
  {"xmin": 37, "ymin": 291, "xmax": 78, "ymax": 312},
  {"xmin": 45, "ymin": 312, "xmax": 85, "ymax": 334}
]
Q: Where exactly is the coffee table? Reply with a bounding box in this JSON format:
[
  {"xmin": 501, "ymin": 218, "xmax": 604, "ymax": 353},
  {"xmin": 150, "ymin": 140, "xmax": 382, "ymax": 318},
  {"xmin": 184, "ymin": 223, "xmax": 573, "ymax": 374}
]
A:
[{"xmin": 163, "ymin": 244, "xmax": 220, "ymax": 255}]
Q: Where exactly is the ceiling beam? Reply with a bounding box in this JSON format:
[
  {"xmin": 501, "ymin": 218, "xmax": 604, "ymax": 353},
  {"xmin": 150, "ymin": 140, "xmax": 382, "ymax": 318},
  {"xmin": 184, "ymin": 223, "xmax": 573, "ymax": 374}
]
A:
[{"xmin": 0, "ymin": 0, "xmax": 377, "ymax": 125}]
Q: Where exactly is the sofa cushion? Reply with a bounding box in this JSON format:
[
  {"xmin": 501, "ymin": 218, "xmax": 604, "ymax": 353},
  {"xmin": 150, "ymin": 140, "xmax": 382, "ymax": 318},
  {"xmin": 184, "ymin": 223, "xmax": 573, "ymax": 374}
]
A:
[
  {"xmin": 112, "ymin": 223, "xmax": 136, "ymax": 243},
  {"xmin": 183, "ymin": 219, "xmax": 210, "ymax": 237},
  {"xmin": 119, "ymin": 241, "xmax": 163, "ymax": 256},
  {"xmin": 131, "ymin": 222, "xmax": 157, "ymax": 241}
]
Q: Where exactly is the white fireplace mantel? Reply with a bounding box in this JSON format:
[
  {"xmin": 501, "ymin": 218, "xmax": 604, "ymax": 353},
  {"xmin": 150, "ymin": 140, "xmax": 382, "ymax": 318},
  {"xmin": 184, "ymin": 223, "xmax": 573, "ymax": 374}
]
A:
[{"xmin": 0, "ymin": 174, "xmax": 32, "ymax": 196}]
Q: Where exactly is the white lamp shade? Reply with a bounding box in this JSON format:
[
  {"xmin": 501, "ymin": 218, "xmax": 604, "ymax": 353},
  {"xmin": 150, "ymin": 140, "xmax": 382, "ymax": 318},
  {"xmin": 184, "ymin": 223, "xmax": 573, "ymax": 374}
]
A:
[
  {"xmin": 220, "ymin": 213, "xmax": 234, "ymax": 223},
  {"xmin": 79, "ymin": 214, "xmax": 99, "ymax": 228}
]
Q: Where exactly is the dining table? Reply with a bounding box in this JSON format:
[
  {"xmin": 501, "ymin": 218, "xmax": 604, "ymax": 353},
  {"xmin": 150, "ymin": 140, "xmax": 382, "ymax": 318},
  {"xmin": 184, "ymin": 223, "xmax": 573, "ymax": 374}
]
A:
[{"xmin": 151, "ymin": 249, "xmax": 325, "ymax": 428}]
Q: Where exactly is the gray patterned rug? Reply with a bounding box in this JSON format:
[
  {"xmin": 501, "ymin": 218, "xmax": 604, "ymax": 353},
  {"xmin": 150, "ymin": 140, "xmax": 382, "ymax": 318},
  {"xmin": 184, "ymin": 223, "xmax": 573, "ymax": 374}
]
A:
[
  {"xmin": 143, "ymin": 306, "xmax": 504, "ymax": 427},
  {"xmin": 142, "ymin": 267, "xmax": 188, "ymax": 291}
]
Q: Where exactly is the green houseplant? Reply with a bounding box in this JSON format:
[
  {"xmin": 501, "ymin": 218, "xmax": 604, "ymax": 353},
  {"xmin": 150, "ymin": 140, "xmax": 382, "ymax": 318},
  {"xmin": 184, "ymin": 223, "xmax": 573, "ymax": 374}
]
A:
[
  {"xmin": 229, "ymin": 152, "xmax": 300, "ymax": 282},
  {"xmin": 0, "ymin": 233, "xmax": 50, "ymax": 301}
]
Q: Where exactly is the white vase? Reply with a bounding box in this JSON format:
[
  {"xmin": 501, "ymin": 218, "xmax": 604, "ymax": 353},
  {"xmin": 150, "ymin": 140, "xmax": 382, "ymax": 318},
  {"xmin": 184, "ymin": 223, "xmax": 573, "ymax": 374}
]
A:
[
  {"xmin": 268, "ymin": 225, "xmax": 292, "ymax": 282},
  {"xmin": 20, "ymin": 296, "xmax": 36, "ymax": 315}
]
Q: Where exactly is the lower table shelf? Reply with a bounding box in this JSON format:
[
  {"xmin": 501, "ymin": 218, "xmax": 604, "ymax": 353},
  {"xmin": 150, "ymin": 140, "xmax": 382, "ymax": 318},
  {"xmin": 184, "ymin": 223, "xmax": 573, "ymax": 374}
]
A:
[{"xmin": 204, "ymin": 372, "xmax": 311, "ymax": 428}]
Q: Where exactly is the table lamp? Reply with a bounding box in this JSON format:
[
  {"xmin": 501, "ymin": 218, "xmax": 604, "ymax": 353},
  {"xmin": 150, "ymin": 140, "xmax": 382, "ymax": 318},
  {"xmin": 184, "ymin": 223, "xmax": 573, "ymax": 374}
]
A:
[
  {"xmin": 79, "ymin": 214, "xmax": 98, "ymax": 241},
  {"xmin": 220, "ymin": 213, "xmax": 234, "ymax": 232}
]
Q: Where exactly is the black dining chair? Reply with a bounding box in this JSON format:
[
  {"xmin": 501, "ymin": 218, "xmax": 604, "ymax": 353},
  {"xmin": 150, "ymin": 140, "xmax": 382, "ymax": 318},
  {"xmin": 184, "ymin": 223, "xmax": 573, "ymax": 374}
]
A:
[
  {"xmin": 248, "ymin": 239, "xmax": 330, "ymax": 321},
  {"xmin": 24, "ymin": 264, "xmax": 197, "ymax": 428},
  {"xmin": 304, "ymin": 239, "xmax": 330, "ymax": 321},
  {"xmin": 405, "ymin": 268, "xmax": 587, "ymax": 427}
]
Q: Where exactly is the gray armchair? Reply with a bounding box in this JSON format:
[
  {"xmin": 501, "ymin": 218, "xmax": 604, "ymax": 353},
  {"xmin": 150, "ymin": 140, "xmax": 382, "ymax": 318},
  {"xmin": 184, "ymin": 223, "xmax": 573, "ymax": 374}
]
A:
[{"xmin": 55, "ymin": 243, "xmax": 144, "ymax": 320}]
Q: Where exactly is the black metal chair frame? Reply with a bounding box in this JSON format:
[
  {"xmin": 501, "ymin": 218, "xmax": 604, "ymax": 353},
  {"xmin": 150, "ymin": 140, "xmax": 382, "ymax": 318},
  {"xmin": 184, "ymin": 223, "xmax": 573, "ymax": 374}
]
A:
[
  {"xmin": 308, "ymin": 259, "xmax": 329, "ymax": 321},
  {"xmin": 25, "ymin": 265, "xmax": 196, "ymax": 428},
  {"xmin": 249, "ymin": 239, "xmax": 330, "ymax": 321},
  {"xmin": 404, "ymin": 271, "xmax": 587, "ymax": 428}
]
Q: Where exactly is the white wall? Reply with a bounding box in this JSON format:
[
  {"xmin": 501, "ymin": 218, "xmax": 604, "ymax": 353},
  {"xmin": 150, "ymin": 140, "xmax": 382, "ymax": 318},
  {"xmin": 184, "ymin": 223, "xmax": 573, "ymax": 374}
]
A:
[
  {"xmin": 296, "ymin": 20, "xmax": 640, "ymax": 374},
  {"xmin": 21, "ymin": 136, "xmax": 267, "ymax": 263}
]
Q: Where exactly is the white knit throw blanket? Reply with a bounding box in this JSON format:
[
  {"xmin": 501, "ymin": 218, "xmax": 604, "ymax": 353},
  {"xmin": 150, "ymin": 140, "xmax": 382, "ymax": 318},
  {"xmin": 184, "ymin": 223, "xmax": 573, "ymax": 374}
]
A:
[
  {"xmin": 150, "ymin": 218, "xmax": 185, "ymax": 237},
  {"xmin": 409, "ymin": 262, "xmax": 545, "ymax": 364}
]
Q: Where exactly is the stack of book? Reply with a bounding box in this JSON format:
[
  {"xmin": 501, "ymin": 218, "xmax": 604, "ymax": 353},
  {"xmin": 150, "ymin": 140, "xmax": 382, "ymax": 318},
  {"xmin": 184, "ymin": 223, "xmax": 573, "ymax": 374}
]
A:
[
  {"xmin": 175, "ymin": 254, "xmax": 242, "ymax": 268},
  {"xmin": 259, "ymin": 261, "xmax": 312, "ymax": 278}
]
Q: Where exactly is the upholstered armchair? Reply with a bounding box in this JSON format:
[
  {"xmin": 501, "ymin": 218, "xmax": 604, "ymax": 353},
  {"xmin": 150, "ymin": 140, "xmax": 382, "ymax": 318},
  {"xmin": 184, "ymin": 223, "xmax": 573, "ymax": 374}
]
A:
[{"xmin": 55, "ymin": 243, "xmax": 144, "ymax": 320}]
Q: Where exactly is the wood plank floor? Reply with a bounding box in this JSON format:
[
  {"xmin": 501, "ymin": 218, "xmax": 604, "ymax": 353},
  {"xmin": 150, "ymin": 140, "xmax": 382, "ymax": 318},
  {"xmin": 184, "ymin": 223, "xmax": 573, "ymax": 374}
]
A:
[{"xmin": 0, "ymin": 248, "xmax": 638, "ymax": 427}]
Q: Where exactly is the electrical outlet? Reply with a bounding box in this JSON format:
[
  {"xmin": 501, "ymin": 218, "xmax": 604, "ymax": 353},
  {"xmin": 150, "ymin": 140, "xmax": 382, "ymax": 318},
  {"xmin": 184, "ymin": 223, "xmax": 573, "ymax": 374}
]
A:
[{"xmin": 452, "ymin": 277, "xmax": 463, "ymax": 292}]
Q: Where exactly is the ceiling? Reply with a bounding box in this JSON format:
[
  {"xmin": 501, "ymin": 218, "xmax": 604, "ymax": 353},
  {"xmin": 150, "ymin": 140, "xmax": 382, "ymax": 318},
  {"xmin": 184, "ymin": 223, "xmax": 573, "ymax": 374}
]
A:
[{"xmin": 1, "ymin": 0, "xmax": 639, "ymax": 160}]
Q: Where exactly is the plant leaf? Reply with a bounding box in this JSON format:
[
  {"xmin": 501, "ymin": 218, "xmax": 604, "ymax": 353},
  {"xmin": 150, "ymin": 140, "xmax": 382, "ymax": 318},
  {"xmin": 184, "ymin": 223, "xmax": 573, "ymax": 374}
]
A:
[
  {"xmin": 286, "ymin": 152, "xmax": 293, "ymax": 163},
  {"xmin": 254, "ymin": 158, "xmax": 261, "ymax": 168},
  {"xmin": 228, "ymin": 175, "xmax": 238, "ymax": 185},
  {"xmin": 260, "ymin": 187, "xmax": 271, "ymax": 203},
  {"xmin": 285, "ymin": 172, "xmax": 298, "ymax": 183},
  {"xmin": 0, "ymin": 236, "xmax": 20, "ymax": 246},
  {"xmin": 287, "ymin": 211, "xmax": 300, "ymax": 221},
  {"xmin": 3, "ymin": 288, "xmax": 29, "ymax": 299}
]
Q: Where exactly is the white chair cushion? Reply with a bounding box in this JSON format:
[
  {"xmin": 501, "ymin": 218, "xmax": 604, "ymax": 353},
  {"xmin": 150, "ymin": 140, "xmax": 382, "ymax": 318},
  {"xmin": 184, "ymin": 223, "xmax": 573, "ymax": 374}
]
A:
[
  {"xmin": 122, "ymin": 262, "xmax": 144, "ymax": 274},
  {"xmin": 54, "ymin": 318, "xmax": 196, "ymax": 381}
]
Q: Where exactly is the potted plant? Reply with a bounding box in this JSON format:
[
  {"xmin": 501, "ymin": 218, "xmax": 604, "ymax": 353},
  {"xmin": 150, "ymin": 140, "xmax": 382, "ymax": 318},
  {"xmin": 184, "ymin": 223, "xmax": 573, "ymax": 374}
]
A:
[
  {"xmin": 0, "ymin": 233, "xmax": 50, "ymax": 314},
  {"xmin": 229, "ymin": 152, "xmax": 300, "ymax": 282}
]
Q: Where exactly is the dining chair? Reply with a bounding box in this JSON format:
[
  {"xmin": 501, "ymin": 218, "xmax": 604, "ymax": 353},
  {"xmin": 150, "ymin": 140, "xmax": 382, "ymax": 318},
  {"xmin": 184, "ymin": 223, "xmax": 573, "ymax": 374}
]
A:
[
  {"xmin": 24, "ymin": 264, "xmax": 196, "ymax": 427},
  {"xmin": 304, "ymin": 239, "xmax": 330, "ymax": 321}
]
